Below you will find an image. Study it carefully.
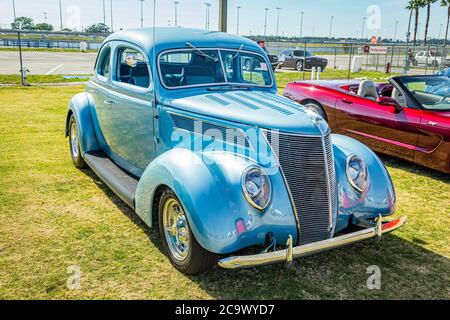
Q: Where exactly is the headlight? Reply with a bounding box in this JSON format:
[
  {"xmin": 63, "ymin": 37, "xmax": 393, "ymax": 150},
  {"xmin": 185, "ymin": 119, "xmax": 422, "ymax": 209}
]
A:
[
  {"xmin": 242, "ymin": 166, "xmax": 272, "ymax": 210},
  {"xmin": 346, "ymin": 155, "xmax": 369, "ymax": 193}
]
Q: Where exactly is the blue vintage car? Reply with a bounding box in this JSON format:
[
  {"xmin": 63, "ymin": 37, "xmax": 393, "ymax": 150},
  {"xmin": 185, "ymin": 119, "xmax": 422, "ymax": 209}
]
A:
[{"xmin": 66, "ymin": 28, "xmax": 406, "ymax": 274}]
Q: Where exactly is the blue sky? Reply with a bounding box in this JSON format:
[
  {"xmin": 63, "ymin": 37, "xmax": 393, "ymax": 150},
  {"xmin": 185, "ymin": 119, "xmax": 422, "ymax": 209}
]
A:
[{"xmin": 0, "ymin": 0, "xmax": 447, "ymax": 40}]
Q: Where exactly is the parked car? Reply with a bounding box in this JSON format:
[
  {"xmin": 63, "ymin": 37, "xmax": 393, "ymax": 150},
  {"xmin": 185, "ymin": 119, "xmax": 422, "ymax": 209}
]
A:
[
  {"xmin": 66, "ymin": 28, "xmax": 405, "ymax": 274},
  {"xmin": 283, "ymin": 75, "xmax": 450, "ymax": 173},
  {"xmin": 413, "ymin": 51, "xmax": 450, "ymax": 68},
  {"xmin": 436, "ymin": 67, "xmax": 450, "ymax": 77},
  {"xmin": 278, "ymin": 49, "xmax": 328, "ymax": 71}
]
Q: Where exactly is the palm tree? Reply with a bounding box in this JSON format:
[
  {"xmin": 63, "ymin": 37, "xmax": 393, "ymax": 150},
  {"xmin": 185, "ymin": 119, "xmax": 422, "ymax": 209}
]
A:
[
  {"xmin": 423, "ymin": 0, "xmax": 437, "ymax": 45},
  {"xmin": 406, "ymin": 0, "xmax": 415, "ymax": 44},
  {"xmin": 408, "ymin": 0, "xmax": 425, "ymax": 45},
  {"xmin": 442, "ymin": 0, "xmax": 450, "ymax": 45}
]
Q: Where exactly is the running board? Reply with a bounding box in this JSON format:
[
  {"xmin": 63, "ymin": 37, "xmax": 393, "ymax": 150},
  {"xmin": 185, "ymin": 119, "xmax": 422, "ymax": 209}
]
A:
[{"xmin": 84, "ymin": 151, "xmax": 138, "ymax": 209}]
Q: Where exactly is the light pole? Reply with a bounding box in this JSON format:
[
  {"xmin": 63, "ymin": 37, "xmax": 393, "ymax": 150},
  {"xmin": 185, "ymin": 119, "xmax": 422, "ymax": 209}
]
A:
[
  {"xmin": 12, "ymin": 0, "xmax": 16, "ymax": 21},
  {"xmin": 59, "ymin": 0, "xmax": 63, "ymax": 30},
  {"xmin": 393, "ymin": 20, "xmax": 398, "ymax": 42},
  {"xmin": 110, "ymin": 0, "xmax": 114, "ymax": 32},
  {"xmin": 361, "ymin": 16, "xmax": 366, "ymax": 39},
  {"xmin": 275, "ymin": 7, "xmax": 281, "ymax": 38},
  {"xmin": 438, "ymin": 23, "xmax": 443, "ymax": 45},
  {"xmin": 139, "ymin": 0, "xmax": 145, "ymax": 28},
  {"xmin": 174, "ymin": 1, "xmax": 180, "ymax": 28},
  {"xmin": 263, "ymin": 8, "xmax": 269, "ymax": 39},
  {"xmin": 236, "ymin": 6, "xmax": 241, "ymax": 36},
  {"xmin": 204, "ymin": 2, "xmax": 211, "ymax": 30},
  {"xmin": 43, "ymin": 12, "xmax": 48, "ymax": 23},
  {"xmin": 102, "ymin": 0, "xmax": 106, "ymax": 25},
  {"xmin": 299, "ymin": 11, "xmax": 304, "ymax": 39},
  {"xmin": 329, "ymin": 15, "xmax": 334, "ymax": 39}
]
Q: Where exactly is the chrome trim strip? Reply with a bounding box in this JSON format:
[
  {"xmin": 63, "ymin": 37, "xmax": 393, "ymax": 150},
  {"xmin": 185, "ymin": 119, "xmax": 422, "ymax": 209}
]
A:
[
  {"xmin": 322, "ymin": 135, "xmax": 333, "ymax": 232},
  {"xmin": 218, "ymin": 216, "xmax": 407, "ymax": 269}
]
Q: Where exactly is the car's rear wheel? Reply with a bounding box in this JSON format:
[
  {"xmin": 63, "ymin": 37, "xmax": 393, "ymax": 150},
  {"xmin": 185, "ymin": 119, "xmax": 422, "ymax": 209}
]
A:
[
  {"xmin": 303, "ymin": 101, "xmax": 327, "ymax": 121},
  {"xmin": 296, "ymin": 60, "xmax": 304, "ymax": 71},
  {"xmin": 68, "ymin": 115, "xmax": 86, "ymax": 169},
  {"xmin": 158, "ymin": 188, "xmax": 216, "ymax": 275}
]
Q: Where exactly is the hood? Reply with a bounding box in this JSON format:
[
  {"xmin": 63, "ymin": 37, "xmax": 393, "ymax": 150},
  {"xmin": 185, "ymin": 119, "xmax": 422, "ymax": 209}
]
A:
[{"xmin": 161, "ymin": 90, "xmax": 327, "ymax": 135}]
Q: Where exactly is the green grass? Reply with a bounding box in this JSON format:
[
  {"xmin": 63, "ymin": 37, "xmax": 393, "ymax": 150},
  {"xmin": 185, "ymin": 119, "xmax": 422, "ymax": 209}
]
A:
[
  {"xmin": 1, "ymin": 69, "xmax": 395, "ymax": 86},
  {"xmin": 0, "ymin": 47, "xmax": 98, "ymax": 53},
  {"xmin": 275, "ymin": 69, "xmax": 398, "ymax": 91},
  {"xmin": 0, "ymin": 74, "xmax": 90, "ymax": 85},
  {"xmin": 0, "ymin": 85, "xmax": 449, "ymax": 299}
]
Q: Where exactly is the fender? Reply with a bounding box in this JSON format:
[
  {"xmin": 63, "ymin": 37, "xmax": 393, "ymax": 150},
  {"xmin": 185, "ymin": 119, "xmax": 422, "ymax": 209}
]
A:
[
  {"xmin": 332, "ymin": 134, "xmax": 396, "ymax": 232},
  {"xmin": 134, "ymin": 148, "xmax": 297, "ymax": 254},
  {"xmin": 65, "ymin": 92, "xmax": 100, "ymax": 155}
]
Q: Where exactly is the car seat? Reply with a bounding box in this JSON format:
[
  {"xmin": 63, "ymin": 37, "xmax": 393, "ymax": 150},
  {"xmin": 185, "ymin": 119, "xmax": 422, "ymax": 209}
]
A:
[
  {"xmin": 357, "ymin": 80, "xmax": 379, "ymax": 100},
  {"xmin": 391, "ymin": 88, "xmax": 407, "ymax": 108},
  {"xmin": 180, "ymin": 66, "xmax": 215, "ymax": 86},
  {"xmin": 128, "ymin": 63, "xmax": 150, "ymax": 88}
]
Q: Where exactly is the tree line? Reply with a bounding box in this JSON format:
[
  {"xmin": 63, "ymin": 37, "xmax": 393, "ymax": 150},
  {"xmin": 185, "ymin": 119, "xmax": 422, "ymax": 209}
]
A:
[{"xmin": 10, "ymin": 17, "xmax": 110, "ymax": 34}]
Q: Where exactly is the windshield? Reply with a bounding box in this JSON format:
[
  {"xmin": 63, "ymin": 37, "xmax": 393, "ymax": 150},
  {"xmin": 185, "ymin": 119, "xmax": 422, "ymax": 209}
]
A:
[
  {"xmin": 159, "ymin": 49, "xmax": 273, "ymax": 89},
  {"xmin": 399, "ymin": 76, "xmax": 450, "ymax": 111},
  {"xmin": 294, "ymin": 50, "xmax": 312, "ymax": 57}
]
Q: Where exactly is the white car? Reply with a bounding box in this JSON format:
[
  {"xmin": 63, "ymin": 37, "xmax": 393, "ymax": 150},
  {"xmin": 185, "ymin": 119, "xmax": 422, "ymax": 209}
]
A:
[{"xmin": 414, "ymin": 51, "xmax": 450, "ymax": 68}]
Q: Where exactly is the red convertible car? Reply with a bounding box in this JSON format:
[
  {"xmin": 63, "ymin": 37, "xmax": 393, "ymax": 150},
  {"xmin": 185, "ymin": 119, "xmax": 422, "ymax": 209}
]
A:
[{"xmin": 283, "ymin": 75, "xmax": 450, "ymax": 173}]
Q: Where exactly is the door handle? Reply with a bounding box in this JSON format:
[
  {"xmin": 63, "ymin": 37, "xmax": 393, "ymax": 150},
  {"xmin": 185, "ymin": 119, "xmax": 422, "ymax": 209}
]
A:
[
  {"xmin": 104, "ymin": 100, "xmax": 116, "ymax": 105},
  {"xmin": 342, "ymin": 98, "xmax": 353, "ymax": 104},
  {"xmin": 427, "ymin": 121, "xmax": 438, "ymax": 126}
]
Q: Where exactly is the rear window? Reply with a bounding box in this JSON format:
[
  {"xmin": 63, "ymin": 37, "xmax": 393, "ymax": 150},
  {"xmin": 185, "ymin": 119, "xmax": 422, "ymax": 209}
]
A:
[{"xmin": 114, "ymin": 47, "xmax": 150, "ymax": 88}]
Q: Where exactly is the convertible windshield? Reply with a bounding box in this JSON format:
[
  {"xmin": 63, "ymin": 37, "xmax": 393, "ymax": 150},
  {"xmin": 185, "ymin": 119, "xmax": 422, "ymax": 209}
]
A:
[
  {"xmin": 159, "ymin": 49, "xmax": 272, "ymax": 88},
  {"xmin": 399, "ymin": 76, "xmax": 450, "ymax": 111}
]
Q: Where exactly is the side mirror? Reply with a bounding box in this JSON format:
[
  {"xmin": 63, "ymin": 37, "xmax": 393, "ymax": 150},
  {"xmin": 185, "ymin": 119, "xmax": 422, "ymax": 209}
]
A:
[{"xmin": 377, "ymin": 96, "xmax": 402, "ymax": 113}]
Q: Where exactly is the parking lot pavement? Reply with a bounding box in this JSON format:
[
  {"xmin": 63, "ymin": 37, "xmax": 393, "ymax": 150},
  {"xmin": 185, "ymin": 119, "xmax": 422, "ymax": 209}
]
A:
[
  {"xmin": 0, "ymin": 50, "xmax": 435, "ymax": 77},
  {"xmin": 0, "ymin": 51, "xmax": 97, "ymax": 75}
]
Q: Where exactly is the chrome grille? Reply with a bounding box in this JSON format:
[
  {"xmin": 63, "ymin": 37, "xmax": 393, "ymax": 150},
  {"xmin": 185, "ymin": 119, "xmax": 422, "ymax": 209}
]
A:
[{"xmin": 266, "ymin": 131, "xmax": 337, "ymax": 245}]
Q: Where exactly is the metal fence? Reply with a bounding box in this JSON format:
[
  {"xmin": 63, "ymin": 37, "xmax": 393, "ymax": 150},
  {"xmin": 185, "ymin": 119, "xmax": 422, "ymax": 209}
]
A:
[
  {"xmin": 266, "ymin": 41, "xmax": 449, "ymax": 76},
  {"xmin": 0, "ymin": 30, "xmax": 448, "ymax": 85}
]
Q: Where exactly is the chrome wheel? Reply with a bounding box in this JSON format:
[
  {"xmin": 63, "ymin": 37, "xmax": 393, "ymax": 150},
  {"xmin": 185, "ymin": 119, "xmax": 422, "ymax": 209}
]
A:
[
  {"xmin": 296, "ymin": 61, "xmax": 303, "ymax": 71},
  {"xmin": 163, "ymin": 198, "xmax": 190, "ymax": 261},
  {"xmin": 70, "ymin": 121, "xmax": 79, "ymax": 159},
  {"xmin": 305, "ymin": 103, "xmax": 321, "ymax": 116}
]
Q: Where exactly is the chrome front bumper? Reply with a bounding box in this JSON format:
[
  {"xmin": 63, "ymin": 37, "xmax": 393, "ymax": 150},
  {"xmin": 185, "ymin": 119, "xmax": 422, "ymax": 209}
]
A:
[{"xmin": 218, "ymin": 216, "xmax": 407, "ymax": 269}]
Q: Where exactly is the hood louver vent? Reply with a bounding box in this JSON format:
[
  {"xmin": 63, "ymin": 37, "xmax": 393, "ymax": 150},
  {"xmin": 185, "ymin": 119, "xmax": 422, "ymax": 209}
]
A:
[{"xmin": 170, "ymin": 113, "xmax": 250, "ymax": 149}]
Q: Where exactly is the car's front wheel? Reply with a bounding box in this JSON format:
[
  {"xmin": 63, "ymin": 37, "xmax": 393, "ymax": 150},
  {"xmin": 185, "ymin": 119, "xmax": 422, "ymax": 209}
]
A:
[
  {"xmin": 158, "ymin": 188, "xmax": 216, "ymax": 275},
  {"xmin": 68, "ymin": 115, "xmax": 86, "ymax": 169},
  {"xmin": 304, "ymin": 101, "xmax": 327, "ymax": 121},
  {"xmin": 296, "ymin": 60, "xmax": 304, "ymax": 71}
]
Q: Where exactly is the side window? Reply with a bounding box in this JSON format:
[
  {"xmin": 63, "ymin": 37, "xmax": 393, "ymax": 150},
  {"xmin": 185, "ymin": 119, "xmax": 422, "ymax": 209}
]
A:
[
  {"xmin": 115, "ymin": 47, "xmax": 150, "ymax": 88},
  {"xmin": 98, "ymin": 47, "xmax": 111, "ymax": 78}
]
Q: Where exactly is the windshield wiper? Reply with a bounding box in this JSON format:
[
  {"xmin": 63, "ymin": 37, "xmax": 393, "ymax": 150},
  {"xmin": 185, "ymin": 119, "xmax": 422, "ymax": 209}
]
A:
[
  {"xmin": 207, "ymin": 85, "xmax": 252, "ymax": 91},
  {"xmin": 224, "ymin": 44, "xmax": 245, "ymax": 63},
  {"xmin": 185, "ymin": 42, "xmax": 219, "ymax": 62}
]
